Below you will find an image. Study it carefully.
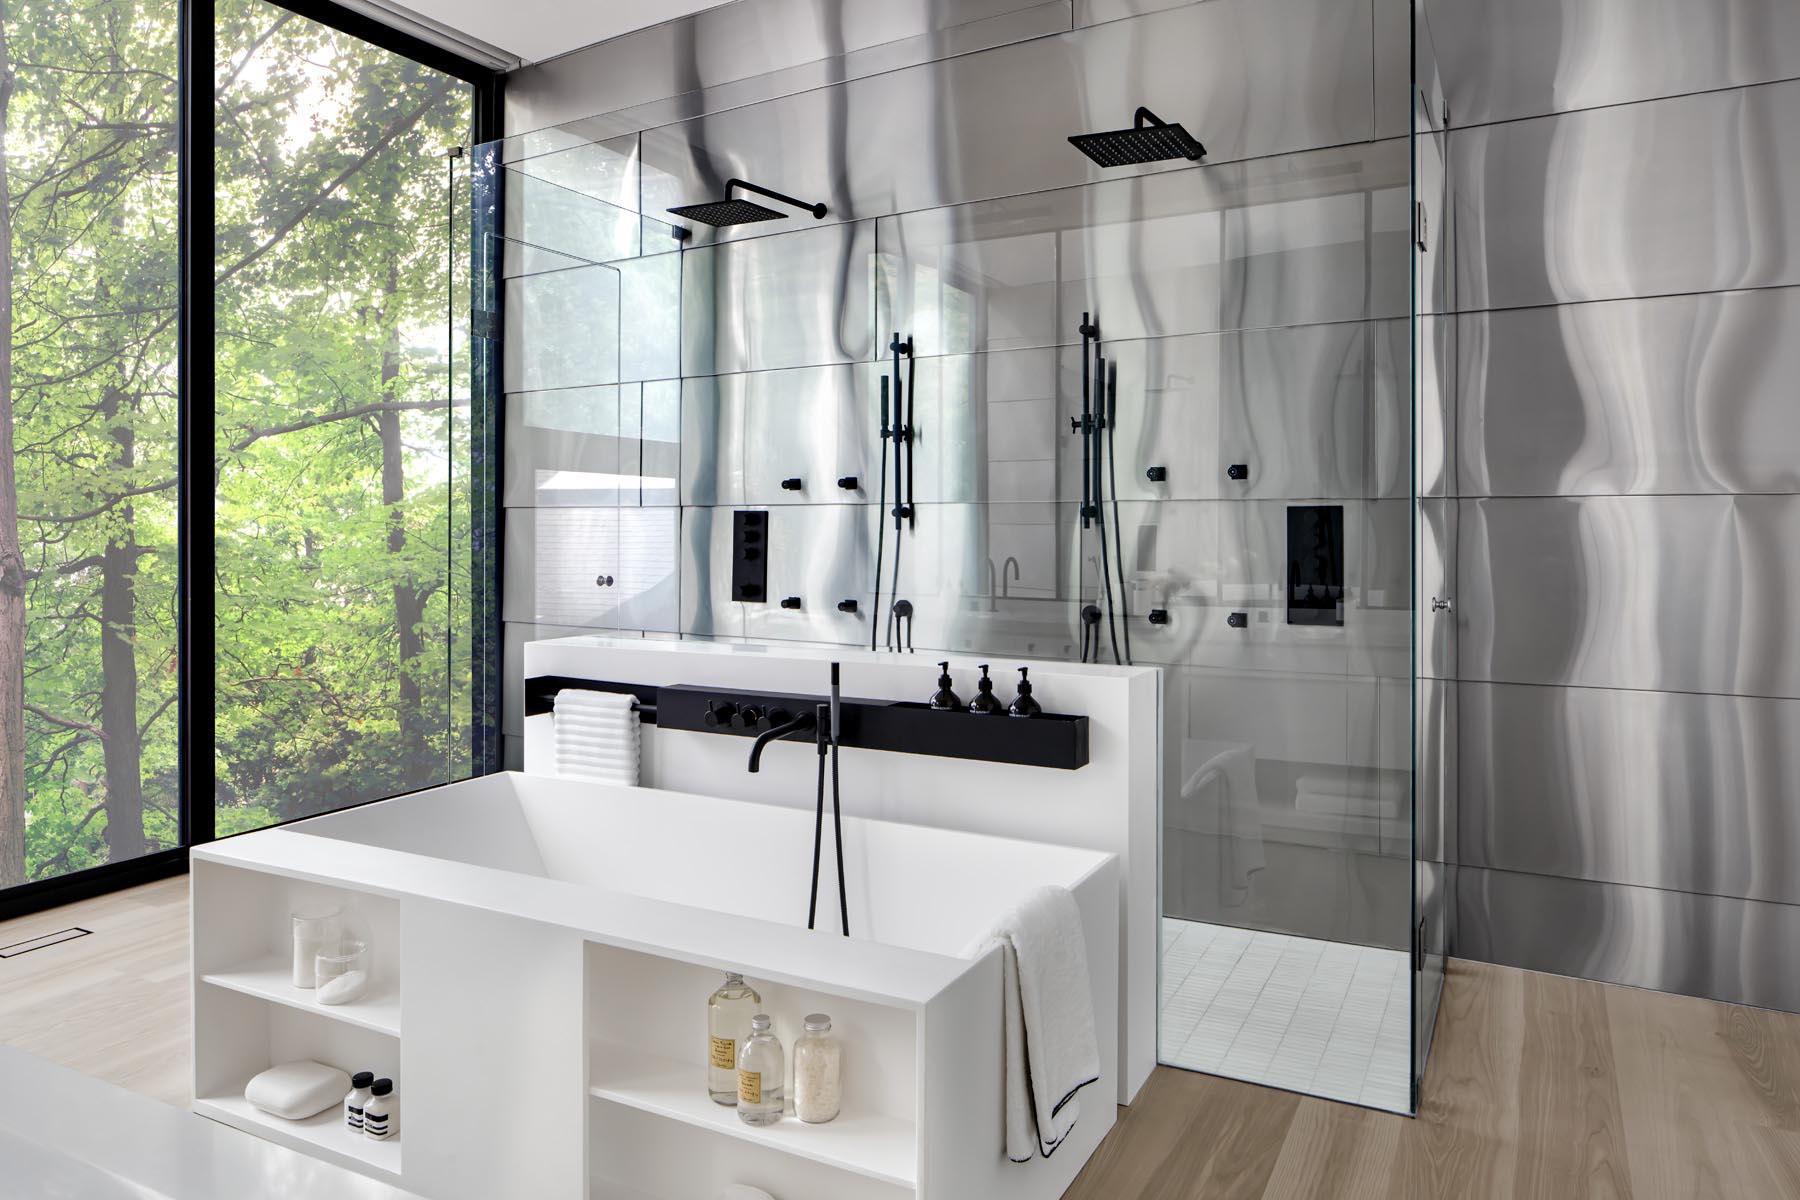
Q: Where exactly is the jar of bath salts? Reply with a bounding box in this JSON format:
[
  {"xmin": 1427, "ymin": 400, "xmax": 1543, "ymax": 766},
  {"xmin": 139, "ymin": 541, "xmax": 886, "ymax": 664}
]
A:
[{"xmin": 793, "ymin": 1013, "xmax": 841, "ymax": 1123}]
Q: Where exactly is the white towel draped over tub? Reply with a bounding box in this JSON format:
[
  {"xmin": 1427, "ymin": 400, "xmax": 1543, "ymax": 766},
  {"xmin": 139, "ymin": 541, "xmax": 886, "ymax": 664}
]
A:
[
  {"xmin": 976, "ymin": 884, "xmax": 1101, "ymax": 1163},
  {"xmin": 552, "ymin": 689, "xmax": 640, "ymax": 785}
]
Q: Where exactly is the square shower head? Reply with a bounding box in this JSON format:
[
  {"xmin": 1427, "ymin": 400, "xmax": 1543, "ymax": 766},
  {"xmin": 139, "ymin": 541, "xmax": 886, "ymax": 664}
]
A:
[
  {"xmin": 665, "ymin": 198, "xmax": 787, "ymax": 227},
  {"xmin": 1068, "ymin": 121, "xmax": 1206, "ymax": 168}
]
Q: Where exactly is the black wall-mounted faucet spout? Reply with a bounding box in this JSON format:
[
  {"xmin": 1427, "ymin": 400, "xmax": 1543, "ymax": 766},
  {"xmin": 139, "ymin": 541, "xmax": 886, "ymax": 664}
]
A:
[{"xmin": 747, "ymin": 710, "xmax": 817, "ymax": 772}]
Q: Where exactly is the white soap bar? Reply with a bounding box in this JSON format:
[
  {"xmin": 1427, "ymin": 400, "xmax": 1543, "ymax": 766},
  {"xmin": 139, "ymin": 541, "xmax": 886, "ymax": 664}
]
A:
[
  {"xmin": 317, "ymin": 970, "xmax": 369, "ymax": 1006},
  {"xmin": 244, "ymin": 1061, "xmax": 351, "ymax": 1121}
]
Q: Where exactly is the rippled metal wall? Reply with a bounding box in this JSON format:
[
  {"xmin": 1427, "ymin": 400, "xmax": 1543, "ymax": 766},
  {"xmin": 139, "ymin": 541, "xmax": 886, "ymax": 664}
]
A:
[
  {"xmin": 497, "ymin": 0, "xmax": 1422, "ymax": 972},
  {"xmin": 1429, "ymin": 0, "xmax": 1800, "ymax": 1011}
]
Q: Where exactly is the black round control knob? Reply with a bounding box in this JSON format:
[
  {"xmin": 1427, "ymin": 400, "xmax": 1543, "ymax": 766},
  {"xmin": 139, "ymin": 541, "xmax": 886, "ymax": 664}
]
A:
[{"xmin": 704, "ymin": 701, "xmax": 736, "ymax": 728}]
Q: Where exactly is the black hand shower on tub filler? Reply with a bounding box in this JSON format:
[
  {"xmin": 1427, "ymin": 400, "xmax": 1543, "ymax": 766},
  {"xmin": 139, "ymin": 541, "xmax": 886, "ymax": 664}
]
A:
[{"xmin": 807, "ymin": 663, "xmax": 850, "ymax": 936}]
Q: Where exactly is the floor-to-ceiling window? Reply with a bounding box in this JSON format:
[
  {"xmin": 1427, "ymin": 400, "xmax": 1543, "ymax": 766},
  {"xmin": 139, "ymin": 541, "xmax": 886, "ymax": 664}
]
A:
[
  {"xmin": 0, "ymin": 0, "xmax": 181, "ymax": 891},
  {"xmin": 0, "ymin": 0, "xmax": 498, "ymax": 912},
  {"xmin": 213, "ymin": 0, "xmax": 474, "ymax": 831}
]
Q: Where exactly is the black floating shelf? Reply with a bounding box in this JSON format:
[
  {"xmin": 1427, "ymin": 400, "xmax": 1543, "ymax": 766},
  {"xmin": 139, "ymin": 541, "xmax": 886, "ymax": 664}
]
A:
[{"xmin": 526, "ymin": 678, "xmax": 1089, "ymax": 770}]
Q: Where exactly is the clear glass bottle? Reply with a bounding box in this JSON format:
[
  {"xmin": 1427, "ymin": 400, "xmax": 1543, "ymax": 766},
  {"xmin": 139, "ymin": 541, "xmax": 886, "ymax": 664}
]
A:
[
  {"xmin": 793, "ymin": 1013, "xmax": 842, "ymax": 1124},
  {"xmin": 736, "ymin": 1013, "xmax": 784, "ymax": 1126},
  {"xmin": 708, "ymin": 972, "xmax": 761, "ymax": 1105}
]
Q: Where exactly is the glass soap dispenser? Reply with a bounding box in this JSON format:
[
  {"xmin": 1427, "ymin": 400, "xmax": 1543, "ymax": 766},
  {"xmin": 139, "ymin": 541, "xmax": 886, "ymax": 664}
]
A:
[
  {"xmin": 737, "ymin": 1013, "xmax": 785, "ymax": 1126},
  {"xmin": 708, "ymin": 972, "xmax": 761, "ymax": 1105}
]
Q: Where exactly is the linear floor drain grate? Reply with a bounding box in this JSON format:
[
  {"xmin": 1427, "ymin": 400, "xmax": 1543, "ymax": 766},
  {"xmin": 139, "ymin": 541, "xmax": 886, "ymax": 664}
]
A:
[{"xmin": 0, "ymin": 927, "xmax": 92, "ymax": 958}]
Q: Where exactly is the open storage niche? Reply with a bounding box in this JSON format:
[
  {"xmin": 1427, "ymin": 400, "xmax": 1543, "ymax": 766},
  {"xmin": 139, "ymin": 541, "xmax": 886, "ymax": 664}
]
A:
[
  {"xmin": 191, "ymin": 864, "xmax": 403, "ymax": 1183},
  {"xmin": 194, "ymin": 983, "xmax": 403, "ymax": 1181},
  {"xmin": 584, "ymin": 941, "xmax": 921, "ymax": 1199}
]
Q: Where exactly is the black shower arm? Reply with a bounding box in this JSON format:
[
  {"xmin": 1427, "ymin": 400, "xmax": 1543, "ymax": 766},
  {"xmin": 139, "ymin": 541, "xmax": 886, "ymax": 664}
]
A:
[
  {"xmin": 1133, "ymin": 107, "xmax": 1170, "ymax": 130},
  {"xmin": 726, "ymin": 178, "xmax": 828, "ymax": 219}
]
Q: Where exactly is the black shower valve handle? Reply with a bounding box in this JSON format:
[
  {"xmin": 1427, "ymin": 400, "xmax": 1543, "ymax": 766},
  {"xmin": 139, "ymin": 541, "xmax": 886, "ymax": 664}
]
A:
[
  {"xmin": 1146, "ymin": 466, "xmax": 1168, "ymax": 483},
  {"xmin": 781, "ymin": 477, "xmax": 804, "ymax": 491},
  {"xmin": 837, "ymin": 475, "xmax": 860, "ymax": 491},
  {"xmin": 781, "ymin": 596, "xmax": 803, "ymax": 610},
  {"xmin": 837, "ymin": 598, "xmax": 859, "ymax": 613}
]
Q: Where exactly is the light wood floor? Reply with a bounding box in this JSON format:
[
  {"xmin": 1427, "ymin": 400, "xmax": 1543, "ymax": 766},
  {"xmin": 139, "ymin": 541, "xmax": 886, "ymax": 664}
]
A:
[{"xmin": 6, "ymin": 879, "xmax": 1800, "ymax": 1198}]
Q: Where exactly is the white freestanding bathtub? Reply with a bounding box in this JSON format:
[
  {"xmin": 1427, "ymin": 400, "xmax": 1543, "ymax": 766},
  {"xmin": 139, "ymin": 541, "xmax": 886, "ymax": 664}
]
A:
[{"xmin": 191, "ymin": 772, "xmax": 1119, "ymax": 1200}]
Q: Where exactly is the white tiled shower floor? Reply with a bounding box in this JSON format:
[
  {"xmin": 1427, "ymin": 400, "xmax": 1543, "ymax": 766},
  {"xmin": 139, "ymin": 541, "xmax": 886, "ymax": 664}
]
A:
[{"xmin": 1159, "ymin": 918, "xmax": 1412, "ymax": 1113}]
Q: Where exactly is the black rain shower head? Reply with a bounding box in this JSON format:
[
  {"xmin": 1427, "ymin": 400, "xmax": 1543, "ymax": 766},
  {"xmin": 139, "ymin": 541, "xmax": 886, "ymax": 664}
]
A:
[
  {"xmin": 667, "ymin": 177, "xmax": 828, "ymax": 227},
  {"xmin": 1069, "ymin": 107, "xmax": 1206, "ymax": 168}
]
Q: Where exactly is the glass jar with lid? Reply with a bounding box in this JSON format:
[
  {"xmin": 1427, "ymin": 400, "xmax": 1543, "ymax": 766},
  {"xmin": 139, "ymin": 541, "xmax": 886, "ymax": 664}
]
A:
[{"xmin": 793, "ymin": 1012, "xmax": 841, "ymax": 1123}]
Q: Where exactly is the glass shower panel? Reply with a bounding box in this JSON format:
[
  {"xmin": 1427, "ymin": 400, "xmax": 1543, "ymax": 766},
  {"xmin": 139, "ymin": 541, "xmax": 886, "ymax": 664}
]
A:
[{"xmin": 1411, "ymin": 0, "xmax": 1454, "ymax": 1105}]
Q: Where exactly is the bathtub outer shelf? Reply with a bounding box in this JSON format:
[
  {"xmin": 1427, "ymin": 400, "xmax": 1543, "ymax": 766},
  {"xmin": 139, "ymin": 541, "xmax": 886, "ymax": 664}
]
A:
[{"xmin": 191, "ymin": 774, "xmax": 1121, "ymax": 1200}]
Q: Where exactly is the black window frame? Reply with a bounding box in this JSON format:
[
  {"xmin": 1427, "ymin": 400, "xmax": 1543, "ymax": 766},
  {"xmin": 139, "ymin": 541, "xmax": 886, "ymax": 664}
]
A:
[{"xmin": 0, "ymin": 0, "xmax": 504, "ymax": 922}]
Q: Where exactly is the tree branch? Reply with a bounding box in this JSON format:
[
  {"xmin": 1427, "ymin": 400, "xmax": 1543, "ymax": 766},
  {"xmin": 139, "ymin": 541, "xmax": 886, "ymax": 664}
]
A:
[{"xmin": 24, "ymin": 703, "xmax": 105, "ymax": 740}]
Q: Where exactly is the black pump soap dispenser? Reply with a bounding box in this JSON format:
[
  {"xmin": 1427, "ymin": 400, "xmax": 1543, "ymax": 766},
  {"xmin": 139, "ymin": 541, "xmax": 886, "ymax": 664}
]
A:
[
  {"xmin": 1009, "ymin": 667, "xmax": 1042, "ymax": 718},
  {"xmin": 929, "ymin": 661, "xmax": 962, "ymax": 711},
  {"xmin": 968, "ymin": 665, "xmax": 1005, "ymax": 715}
]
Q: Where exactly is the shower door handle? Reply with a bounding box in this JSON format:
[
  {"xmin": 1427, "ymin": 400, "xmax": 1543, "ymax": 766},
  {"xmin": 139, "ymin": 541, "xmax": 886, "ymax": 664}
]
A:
[{"xmin": 1431, "ymin": 596, "xmax": 1453, "ymax": 613}]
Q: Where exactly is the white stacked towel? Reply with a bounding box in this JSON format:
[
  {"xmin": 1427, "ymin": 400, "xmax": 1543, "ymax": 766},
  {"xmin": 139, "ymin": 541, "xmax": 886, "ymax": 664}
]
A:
[
  {"xmin": 980, "ymin": 884, "xmax": 1101, "ymax": 1163},
  {"xmin": 552, "ymin": 689, "xmax": 640, "ymax": 785}
]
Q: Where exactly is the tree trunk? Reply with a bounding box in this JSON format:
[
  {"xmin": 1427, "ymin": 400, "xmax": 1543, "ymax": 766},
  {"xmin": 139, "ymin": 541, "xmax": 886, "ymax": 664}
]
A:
[
  {"xmin": 378, "ymin": 264, "xmax": 429, "ymax": 781},
  {"xmin": 0, "ymin": 10, "xmax": 30, "ymax": 887},
  {"xmin": 100, "ymin": 384, "xmax": 145, "ymax": 863}
]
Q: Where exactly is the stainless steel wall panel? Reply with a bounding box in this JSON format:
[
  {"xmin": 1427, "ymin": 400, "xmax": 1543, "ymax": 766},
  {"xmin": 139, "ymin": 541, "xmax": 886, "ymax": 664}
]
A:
[
  {"xmin": 503, "ymin": 169, "xmax": 640, "ymax": 272},
  {"xmin": 717, "ymin": 363, "xmax": 874, "ymax": 506},
  {"xmin": 642, "ymin": 0, "xmax": 1373, "ymax": 243},
  {"xmin": 504, "ymin": 0, "xmax": 1061, "ymax": 136},
  {"xmin": 1055, "ymin": 325, "xmax": 1373, "ymax": 504},
  {"xmin": 537, "ymin": 4, "xmax": 1075, "ymax": 147},
  {"xmin": 503, "ymin": 266, "xmax": 621, "ymax": 392},
  {"xmin": 1415, "ymin": 314, "xmax": 1452, "ymax": 498},
  {"xmin": 504, "ymin": 131, "xmax": 640, "ymax": 212},
  {"xmin": 1369, "ymin": 318, "xmax": 1412, "ymax": 502},
  {"xmin": 880, "ymin": 139, "xmax": 1408, "ymax": 356},
  {"xmin": 742, "ymin": 505, "xmax": 873, "ymax": 646},
  {"xmin": 680, "ymin": 507, "xmax": 743, "ymax": 640},
  {"xmin": 1452, "ymin": 81, "xmax": 1800, "ymax": 312},
  {"xmin": 1458, "ymin": 289, "xmax": 1800, "ymax": 498},
  {"xmin": 1458, "ymin": 496, "xmax": 1800, "ymax": 699},
  {"xmin": 612, "ymin": 508, "xmax": 682, "ymax": 633},
  {"xmin": 503, "ymin": 386, "xmax": 626, "ymax": 508},
  {"xmin": 1416, "ymin": 675, "xmax": 1456, "ymax": 868},
  {"xmin": 1416, "ymin": 498, "xmax": 1456, "ymax": 681},
  {"xmin": 679, "ymin": 376, "xmax": 745, "ymax": 507},
  {"xmin": 502, "ymin": 507, "xmax": 620, "ymax": 628},
  {"xmin": 1457, "ymin": 865, "xmax": 1800, "ymax": 1014},
  {"xmin": 618, "ymin": 253, "xmax": 684, "ymax": 383},
  {"xmin": 639, "ymin": 380, "xmax": 682, "ymax": 507},
  {"xmin": 883, "ymin": 502, "xmax": 1085, "ymax": 658},
  {"xmin": 1460, "ymin": 681, "xmax": 1800, "ymax": 906},
  {"xmin": 1425, "ymin": 0, "xmax": 1800, "ymax": 129},
  {"xmin": 680, "ymin": 220, "xmax": 876, "ymax": 376}
]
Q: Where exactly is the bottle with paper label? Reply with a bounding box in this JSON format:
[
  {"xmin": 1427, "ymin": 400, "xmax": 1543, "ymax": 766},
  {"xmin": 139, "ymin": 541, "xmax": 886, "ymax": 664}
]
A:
[{"xmin": 707, "ymin": 971, "xmax": 760, "ymax": 1105}]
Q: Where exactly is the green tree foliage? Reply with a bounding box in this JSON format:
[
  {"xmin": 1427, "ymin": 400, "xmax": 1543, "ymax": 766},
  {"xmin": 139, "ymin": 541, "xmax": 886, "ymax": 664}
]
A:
[{"xmin": 0, "ymin": 0, "xmax": 473, "ymax": 887}]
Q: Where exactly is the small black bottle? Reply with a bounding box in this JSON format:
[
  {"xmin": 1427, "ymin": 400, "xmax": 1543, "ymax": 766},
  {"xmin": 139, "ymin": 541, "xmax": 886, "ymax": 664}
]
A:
[
  {"xmin": 968, "ymin": 665, "xmax": 1004, "ymax": 715},
  {"xmin": 929, "ymin": 661, "xmax": 962, "ymax": 710},
  {"xmin": 1009, "ymin": 667, "xmax": 1042, "ymax": 718}
]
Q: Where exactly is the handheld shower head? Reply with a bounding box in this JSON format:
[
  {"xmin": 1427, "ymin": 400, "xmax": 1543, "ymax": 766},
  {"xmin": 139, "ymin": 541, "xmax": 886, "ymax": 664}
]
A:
[{"xmin": 1069, "ymin": 107, "xmax": 1206, "ymax": 167}]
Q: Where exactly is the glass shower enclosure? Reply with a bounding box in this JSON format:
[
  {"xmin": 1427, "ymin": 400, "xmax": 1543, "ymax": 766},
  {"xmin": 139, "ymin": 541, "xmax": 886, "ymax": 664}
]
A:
[{"xmin": 473, "ymin": 0, "xmax": 1449, "ymax": 1119}]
